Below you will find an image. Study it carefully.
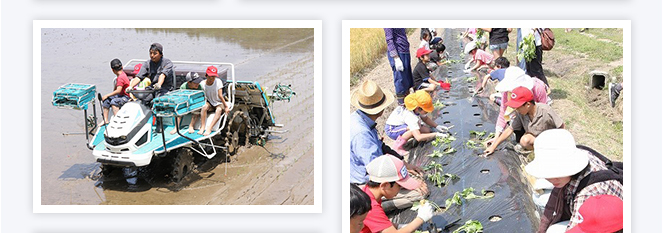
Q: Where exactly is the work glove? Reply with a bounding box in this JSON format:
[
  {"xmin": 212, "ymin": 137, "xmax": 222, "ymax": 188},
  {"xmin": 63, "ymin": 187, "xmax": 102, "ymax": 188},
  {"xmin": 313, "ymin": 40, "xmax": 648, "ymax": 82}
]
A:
[
  {"xmin": 153, "ymin": 83, "xmax": 162, "ymax": 90},
  {"xmin": 435, "ymin": 125, "xmax": 449, "ymax": 133},
  {"xmin": 464, "ymin": 62, "xmax": 471, "ymax": 70},
  {"xmin": 417, "ymin": 202, "xmax": 434, "ymax": 222},
  {"xmin": 394, "ymin": 56, "xmax": 404, "ymax": 71},
  {"xmin": 436, "ymin": 132, "xmax": 449, "ymax": 138}
]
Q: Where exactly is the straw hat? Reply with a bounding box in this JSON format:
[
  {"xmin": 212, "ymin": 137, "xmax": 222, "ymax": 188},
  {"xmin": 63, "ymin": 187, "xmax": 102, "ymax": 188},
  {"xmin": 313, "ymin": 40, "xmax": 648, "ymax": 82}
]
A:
[
  {"xmin": 525, "ymin": 129, "xmax": 589, "ymax": 178},
  {"xmin": 496, "ymin": 67, "xmax": 534, "ymax": 92},
  {"xmin": 351, "ymin": 80, "xmax": 394, "ymax": 115}
]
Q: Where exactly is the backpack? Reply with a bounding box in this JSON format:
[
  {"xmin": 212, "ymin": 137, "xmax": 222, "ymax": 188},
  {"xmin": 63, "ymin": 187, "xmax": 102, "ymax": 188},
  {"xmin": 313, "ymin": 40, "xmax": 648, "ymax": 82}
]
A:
[
  {"xmin": 537, "ymin": 145, "xmax": 622, "ymax": 233},
  {"xmin": 574, "ymin": 145, "xmax": 623, "ymax": 190},
  {"xmin": 537, "ymin": 28, "xmax": 556, "ymax": 51}
]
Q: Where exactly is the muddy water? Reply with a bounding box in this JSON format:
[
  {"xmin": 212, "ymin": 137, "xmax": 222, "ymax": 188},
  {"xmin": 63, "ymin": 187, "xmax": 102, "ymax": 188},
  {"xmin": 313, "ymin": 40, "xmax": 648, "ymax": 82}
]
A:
[
  {"xmin": 41, "ymin": 28, "xmax": 314, "ymax": 205},
  {"xmin": 390, "ymin": 29, "xmax": 538, "ymax": 232}
]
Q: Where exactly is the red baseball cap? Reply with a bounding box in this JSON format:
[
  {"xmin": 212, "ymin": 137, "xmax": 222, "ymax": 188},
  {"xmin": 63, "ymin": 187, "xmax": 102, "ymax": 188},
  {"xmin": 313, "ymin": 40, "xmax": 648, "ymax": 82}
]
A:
[
  {"xmin": 505, "ymin": 86, "xmax": 534, "ymax": 108},
  {"xmin": 567, "ymin": 195, "xmax": 623, "ymax": 233},
  {"xmin": 416, "ymin": 47, "xmax": 433, "ymax": 58},
  {"xmin": 133, "ymin": 63, "xmax": 143, "ymax": 75},
  {"xmin": 206, "ymin": 65, "xmax": 219, "ymax": 77}
]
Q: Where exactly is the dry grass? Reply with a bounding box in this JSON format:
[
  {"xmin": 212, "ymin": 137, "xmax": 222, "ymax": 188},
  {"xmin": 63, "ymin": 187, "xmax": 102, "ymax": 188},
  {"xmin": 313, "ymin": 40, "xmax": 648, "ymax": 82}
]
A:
[{"xmin": 350, "ymin": 28, "xmax": 387, "ymax": 85}]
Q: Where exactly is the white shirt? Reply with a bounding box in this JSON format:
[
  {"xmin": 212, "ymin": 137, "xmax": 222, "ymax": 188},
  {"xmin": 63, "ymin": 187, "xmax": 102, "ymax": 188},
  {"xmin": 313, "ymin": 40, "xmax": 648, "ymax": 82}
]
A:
[
  {"xmin": 385, "ymin": 106, "xmax": 421, "ymax": 131},
  {"xmin": 523, "ymin": 28, "xmax": 542, "ymax": 46},
  {"xmin": 418, "ymin": 40, "xmax": 430, "ymax": 50},
  {"xmin": 203, "ymin": 78, "xmax": 224, "ymax": 107}
]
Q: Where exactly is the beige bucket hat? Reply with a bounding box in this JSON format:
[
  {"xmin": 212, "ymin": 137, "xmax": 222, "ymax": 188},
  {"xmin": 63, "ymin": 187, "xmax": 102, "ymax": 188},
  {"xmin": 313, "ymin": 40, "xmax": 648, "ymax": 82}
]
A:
[{"xmin": 351, "ymin": 80, "xmax": 395, "ymax": 115}]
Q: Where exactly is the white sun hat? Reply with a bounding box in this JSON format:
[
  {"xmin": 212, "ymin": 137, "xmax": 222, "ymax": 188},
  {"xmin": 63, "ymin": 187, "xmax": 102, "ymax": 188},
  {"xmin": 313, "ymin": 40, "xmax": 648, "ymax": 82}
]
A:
[
  {"xmin": 525, "ymin": 129, "xmax": 589, "ymax": 179},
  {"xmin": 463, "ymin": 41, "xmax": 477, "ymax": 54},
  {"xmin": 496, "ymin": 67, "xmax": 535, "ymax": 92}
]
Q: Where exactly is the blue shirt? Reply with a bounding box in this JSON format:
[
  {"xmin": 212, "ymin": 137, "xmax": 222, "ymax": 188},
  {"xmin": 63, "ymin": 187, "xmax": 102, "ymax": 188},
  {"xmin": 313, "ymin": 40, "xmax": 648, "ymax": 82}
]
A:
[
  {"xmin": 489, "ymin": 68, "xmax": 507, "ymax": 81},
  {"xmin": 350, "ymin": 110, "xmax": 384, "ymax": 184}
]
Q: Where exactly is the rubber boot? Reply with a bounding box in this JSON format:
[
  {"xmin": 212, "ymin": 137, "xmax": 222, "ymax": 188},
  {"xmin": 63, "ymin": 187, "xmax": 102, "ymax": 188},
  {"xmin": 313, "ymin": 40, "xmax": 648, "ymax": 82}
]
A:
[{"xmin": 392, "ymin": 136, "xmax": 408, "ymax": 156}]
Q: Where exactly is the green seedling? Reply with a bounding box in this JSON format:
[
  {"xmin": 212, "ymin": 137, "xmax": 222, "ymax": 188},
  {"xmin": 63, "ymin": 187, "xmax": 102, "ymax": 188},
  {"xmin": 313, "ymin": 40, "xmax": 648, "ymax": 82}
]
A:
[
  {"xmin": 423, "ymin": 161, "xmax": 444, "ymax": 173},
  {"xmin": 428, "ymin": 172, "xmax": 457, "ymax": 187},
  {"xmin": 446, "ymin": 59, "xmax": 463, "ymax": 64},
  {"xmin": 518, "ymin": 34, "xmax": 536, "ymax": 62},
  {"xmin": 469, "ymin": 130, "xmax": 486, "ymax": 139},
  {"xmin": 443, "ymin": 146, "xmax": 457, "ymax": 154},
  {"xmin": 465, "ymin": 140, "xmax": 479, "ymax": 149},
  {"xmin": 411, "ymin": 199, "xmax": 443, "ymax": 212},
  {"xmin": 445, "ymin": 187, "xmax": 493, "ymax": 208},
  {"xmin": 460, "ymin": 187, "xmax": 493, "ymax": 200},
  {"xmin": 466, "ymin": 76, "xmax": 478, "ymax": 83},
  {"xmin": 431, "ymin": 135, "xmax": 456, "ymax": 147},
  {"xmin": 433, "ymin": 100, "xmax": 445, "ymax": 109},
  {"xmin": 445, "ymin": 192, "xmax": 463, "ymax": 208},
  {"xmin": 452, "ymin": 220, "xmax": 483, "ymax": 233},
  {"xmin": 428, "ymin": 150, "xmax": 444, "ymax": 158}
]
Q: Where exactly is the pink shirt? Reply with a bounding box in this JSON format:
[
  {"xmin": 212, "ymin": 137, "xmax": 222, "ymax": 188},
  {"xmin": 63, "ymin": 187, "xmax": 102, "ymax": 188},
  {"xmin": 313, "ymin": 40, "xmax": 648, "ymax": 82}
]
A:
[
  {"xmin": 496, "ymin": 78, "xmax": 550, "ymax": 132},
  {"xmin": 473, "ymin": 49, "xmax": 494, "ymax": 66}
]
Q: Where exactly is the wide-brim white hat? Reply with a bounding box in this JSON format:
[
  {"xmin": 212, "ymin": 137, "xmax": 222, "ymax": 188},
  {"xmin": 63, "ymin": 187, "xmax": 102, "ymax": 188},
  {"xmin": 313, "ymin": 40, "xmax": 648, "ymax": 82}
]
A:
[
  {"xmin": 496, "ymin": 67, "xmax": 534, "ymax": 92},
  {"xmin": 525, "ymin": 129, "xmax": 589, "ymax": 179},
  {"xmin": 464, "ymin": 41, "xmax": 477, "ymax": 54}
]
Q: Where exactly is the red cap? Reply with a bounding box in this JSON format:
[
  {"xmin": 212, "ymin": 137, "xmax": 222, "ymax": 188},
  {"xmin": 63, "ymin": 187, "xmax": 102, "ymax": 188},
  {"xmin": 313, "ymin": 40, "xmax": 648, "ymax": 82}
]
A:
[
  {"xmin": 567, "ymin": 195, "xmax": 623, "ymax": 233},
  {"xmin": 505, "ymin": 86, "xmax": 533, "ymax": 108},
  {"xmin": 438, "ymin": 80, "xmax": 451, "ymax": 91},
  {"xmin": 133, "ymin": 63, "xmax": 143, "ymax": 75},
  {"xmin": 206, "ymin": 66, "xmax": 219, "ymax": 77},
  {"xmin": 416, "ymin": 47, "xmax": 432, "ymax": 58}
]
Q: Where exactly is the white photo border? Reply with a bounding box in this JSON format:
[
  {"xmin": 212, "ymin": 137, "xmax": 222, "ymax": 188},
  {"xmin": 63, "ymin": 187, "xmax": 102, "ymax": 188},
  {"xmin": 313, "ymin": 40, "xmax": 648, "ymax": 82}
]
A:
[
  {"xmin": 342, "ymin": 20, "xmax": 631, "ymax": 233},
  {"xmin": 33, "ymin": 20, "xmax": 322, "ymax": 213}
]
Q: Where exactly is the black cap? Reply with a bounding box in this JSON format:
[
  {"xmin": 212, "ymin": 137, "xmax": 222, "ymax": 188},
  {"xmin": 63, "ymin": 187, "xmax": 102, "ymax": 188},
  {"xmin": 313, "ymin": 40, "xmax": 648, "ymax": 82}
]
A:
[{"xmin": 110, "ymin": 58, "xmax": 123, "ymax": 70}]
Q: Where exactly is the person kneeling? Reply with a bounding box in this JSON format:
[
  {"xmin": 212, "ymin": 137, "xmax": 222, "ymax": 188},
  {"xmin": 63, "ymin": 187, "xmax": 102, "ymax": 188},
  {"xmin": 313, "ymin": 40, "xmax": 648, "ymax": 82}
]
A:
[
  {"xmin": 386, "ymin": 90, "xmax": 448, "ymax": 156},
  {"xmin": 361, "ymin": 155, "xmax": 434, "ymax": 233}
]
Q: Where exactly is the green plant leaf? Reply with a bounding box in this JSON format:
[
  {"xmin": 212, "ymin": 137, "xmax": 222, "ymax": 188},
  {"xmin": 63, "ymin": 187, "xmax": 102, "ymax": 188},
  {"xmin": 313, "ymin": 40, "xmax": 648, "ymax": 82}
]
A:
[{"xmin": 452, "ymin": 220, "xmax": 483, "ymax": 233}]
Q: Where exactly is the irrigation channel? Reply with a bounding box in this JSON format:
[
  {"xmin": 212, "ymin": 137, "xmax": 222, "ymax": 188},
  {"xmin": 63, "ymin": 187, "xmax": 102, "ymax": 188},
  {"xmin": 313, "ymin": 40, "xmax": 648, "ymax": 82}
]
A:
[{"xmin": 391, "ymin": 29, "xmax": 539, "ymax": 232}]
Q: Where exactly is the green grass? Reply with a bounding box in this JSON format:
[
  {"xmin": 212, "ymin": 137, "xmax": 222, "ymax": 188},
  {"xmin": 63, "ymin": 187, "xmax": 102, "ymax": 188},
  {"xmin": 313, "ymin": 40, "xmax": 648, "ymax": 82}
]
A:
[
  {"xmin": 549, "ymin": 75, "xmax": 623, "ymax": 160},
  {"xmin": 551, "ymin": 28, "xmax": 622, "ymax": 62},
  {"xmin": 584, "ymin": 28, "xmax": 623, "ymax": 43}
]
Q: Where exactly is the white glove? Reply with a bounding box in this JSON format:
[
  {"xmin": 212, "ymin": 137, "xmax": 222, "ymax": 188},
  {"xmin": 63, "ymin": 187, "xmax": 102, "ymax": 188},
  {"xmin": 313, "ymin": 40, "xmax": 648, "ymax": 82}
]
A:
[
  {"xmin": 153, "ymin": 83, "xmax": 162, "ymax": 90},
  {"xmin": 436, "ymin": 132, "xmax": 449, "ymax": 138},
  {"xmin": 435, "ymin": 125, "xmax": 448, "ymax": 132},
  {"xmin": 394, "ymin": 56, "xmax": 404, "ymax": 71},
  {"xmin": 417, "ymin": 202, "xmax": 434, "ymax": 222},
  {"xmin": 464, "ymin": 61, "xmax": 472, "ymax": 70}
]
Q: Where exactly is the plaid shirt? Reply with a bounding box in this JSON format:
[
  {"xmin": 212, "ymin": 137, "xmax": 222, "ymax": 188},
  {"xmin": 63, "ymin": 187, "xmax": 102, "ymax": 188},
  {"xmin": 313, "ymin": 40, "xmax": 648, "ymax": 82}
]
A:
[{"xmin": 564, "ymin": 150, "xmax": 623, "ymax": 230}]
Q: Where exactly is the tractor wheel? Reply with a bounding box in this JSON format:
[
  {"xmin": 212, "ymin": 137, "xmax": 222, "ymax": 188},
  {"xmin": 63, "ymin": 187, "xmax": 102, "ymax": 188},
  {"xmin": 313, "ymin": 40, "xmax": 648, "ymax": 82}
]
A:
[{"xmin": 170, "ymin": 148, "xmax": 194, "ymax": 183}]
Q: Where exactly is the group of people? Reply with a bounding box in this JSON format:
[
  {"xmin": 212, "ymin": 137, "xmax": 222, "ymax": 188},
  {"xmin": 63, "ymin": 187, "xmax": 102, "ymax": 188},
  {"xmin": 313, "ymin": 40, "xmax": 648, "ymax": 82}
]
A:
[
  {"xmin": 350, "ymin": 28, "xmax": 623, "ymax": 233},
  {"xmin": 101, "ymin": 43, "xmax": 230, "ymax": 136}
]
